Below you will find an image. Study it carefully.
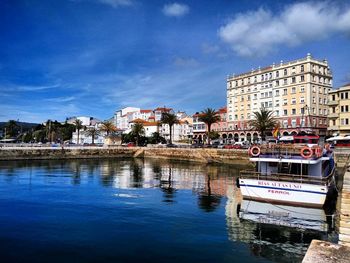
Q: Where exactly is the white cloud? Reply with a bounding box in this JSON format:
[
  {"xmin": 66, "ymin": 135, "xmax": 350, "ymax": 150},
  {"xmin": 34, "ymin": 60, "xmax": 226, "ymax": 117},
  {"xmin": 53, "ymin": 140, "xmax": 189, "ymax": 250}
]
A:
[
  {"xmin": 162, "ymin": 3, "xmax": 189, "ymax": 17},
  {"xmin": 97, "ymin": 0, "xmax": 133, "ymax": 8},
  {"xmin": 173, "ymin": 57, "xmax": 199, "ymax": 67},
  {"xmin": 219, "ymin": 1, "xmax": 350, "ymax": 57},
  {"xmin": 46, "ymin": 96, "xmax": 76, "ymax": 103}
]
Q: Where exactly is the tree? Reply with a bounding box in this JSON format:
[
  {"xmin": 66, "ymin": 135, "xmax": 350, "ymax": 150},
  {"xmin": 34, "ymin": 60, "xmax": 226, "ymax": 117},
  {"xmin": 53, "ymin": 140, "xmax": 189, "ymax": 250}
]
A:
[
  {"xmin": 22, "ymin": 132, "xmax": 33, "ymax": 143},
  {"xmin": 249, "ymin": 108, "xmax": 277, "ymax": 142},
  {"xmin": 84, "ymin": 126, "xmax": 100, "ymax": 145},
  {"xmin": 74, "ymin": 119, "xmax": 84, "ymax": 144},
  {"xmin": 148, "ymin": 132, "xmax": 166, "ymax": 144},
  {"xmin": 4, "ymin": 120, "xmax": 19, "ymax": 138},
  {"xmin": 100, "ymin": 121, "xmax": 117, "ymax": 136},
  {"xmin": 161, "ymin": 112, "xmax": 179, "ymax": 144},
  {"xmin": 208, "ymin": 131, "xmax": 220, "ymax": 140},
  {"xmin": 198, "ymin": 108, "xmax": 220, "ymax": 144},
  {"xmin": 130, "ymin": 123, "xmax": 145, "ymax": 146}
]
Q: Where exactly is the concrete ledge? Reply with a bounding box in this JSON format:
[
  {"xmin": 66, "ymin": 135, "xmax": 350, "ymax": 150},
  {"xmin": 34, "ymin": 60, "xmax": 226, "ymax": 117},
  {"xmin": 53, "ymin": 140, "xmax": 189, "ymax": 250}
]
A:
[
  {"xmin": 0, "ymin": 147, "xmax": 251, "ymax": 165},
  {"xmin": 303, "ymin": 240, "xmax": 350, "ymax": 263}
]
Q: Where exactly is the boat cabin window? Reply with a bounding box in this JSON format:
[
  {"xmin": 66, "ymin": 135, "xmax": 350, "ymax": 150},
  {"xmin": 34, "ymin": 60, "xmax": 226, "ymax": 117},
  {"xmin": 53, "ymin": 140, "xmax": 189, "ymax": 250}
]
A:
[{"xmin": 257, "ymin": 162, "xmax": 308, "ymax": 175}]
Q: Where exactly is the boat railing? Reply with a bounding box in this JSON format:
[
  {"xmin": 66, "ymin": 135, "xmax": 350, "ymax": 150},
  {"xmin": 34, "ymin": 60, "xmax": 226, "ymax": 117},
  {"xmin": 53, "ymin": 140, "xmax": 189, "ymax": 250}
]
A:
[
  {"xmin": 240, "ymin": 170, "xmax": 334, "ymax": 185},
  {"xmin": 249, "ymin": 144, "xmax": 326, "ymax": 160}
]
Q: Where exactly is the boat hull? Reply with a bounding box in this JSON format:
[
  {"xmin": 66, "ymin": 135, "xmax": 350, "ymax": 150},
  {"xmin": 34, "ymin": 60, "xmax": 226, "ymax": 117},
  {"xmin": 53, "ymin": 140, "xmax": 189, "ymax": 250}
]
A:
[{"xmin": 239, "ymin": 178, "xmax": 328, "ymax": 208}]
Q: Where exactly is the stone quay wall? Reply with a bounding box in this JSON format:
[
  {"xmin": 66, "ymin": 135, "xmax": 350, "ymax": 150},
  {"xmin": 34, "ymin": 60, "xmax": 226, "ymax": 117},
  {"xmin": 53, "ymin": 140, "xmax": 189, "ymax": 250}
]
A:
[{"xmin": 0, "ymin": 146, "xmax": 251, "ymax": 165}]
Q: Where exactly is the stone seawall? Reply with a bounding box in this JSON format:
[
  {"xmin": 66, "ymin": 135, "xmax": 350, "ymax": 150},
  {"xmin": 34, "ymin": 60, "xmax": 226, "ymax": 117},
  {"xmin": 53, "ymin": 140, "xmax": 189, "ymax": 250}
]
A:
[{"xmin": 0, "ymin": 146, "xmax": 251, "ymax": 165}]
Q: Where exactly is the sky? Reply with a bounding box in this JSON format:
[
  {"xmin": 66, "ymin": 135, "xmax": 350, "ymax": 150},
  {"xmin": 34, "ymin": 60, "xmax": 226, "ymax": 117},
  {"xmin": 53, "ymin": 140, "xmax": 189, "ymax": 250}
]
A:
[{"xmin": 1, "ymin": 0, "xmax": 350, "ymax": 123}]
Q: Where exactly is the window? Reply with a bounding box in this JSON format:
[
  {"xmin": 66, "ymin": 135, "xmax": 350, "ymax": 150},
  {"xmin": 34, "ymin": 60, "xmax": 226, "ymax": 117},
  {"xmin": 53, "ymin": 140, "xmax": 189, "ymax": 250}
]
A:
[
  {"xmin": 313, "ymin": 86, "xmax": 316, "ymax": 92},
  {"xmin": 292, "ymin": 109, "xmax": 296, "ymax": 115},
  {"xmin": 332, "ymin": 94, "xmax": 336, "ymax": 101},
  {"xmin": 291, "ymin": 98, "xmax": 296, "ymax": 104},
  {"xmin": 312, "ymin": 97, "xmax": 316, "ymax": 103},
  {"xmin": 300, "ymin": 97, "xmax": 305, "ymax": 104},
  {"xmin": 254, "ymin": 94, "xmax": 257, "ymax": 100},
  {"xmin": 284, "ymin": 109, "xmax": 288, "ymax": 116},
  {"xmin": 324, "ymin": 109, "xmax": 327, "ymax": 115},
  {"xmin": 276, "ymin": 71, "xmax": 279, "ymax": 78},
  {"xmin": 276, "ymin": 90, "xmax": 280, "ymax": 96},
  {"xmin": 284, "ymin": 69, "xmax": 287, "ymax": 76},
  {"xmin": 283, "ymin": 88, "xmax": 288, "ymax": 95},
  {"xmin": 341, "ymin": 93, "xmax": 344, "ymax": 99},
  {"xmin": 346, "ymin": 92, "xmax": 349, "ymax": 99},
  {"xmin": 300, "ymin": 86, "xmax": 305, "ymax": 92},
  {"xmin": 261, "ymin": 93, "xmax": 264, "ymax": 98},
  {"xmin": 275, "ymin": 110, "xmax": 279, "ymax": 116},
  {"xmin": 341, "ymin": 105, "xmax": 344, "ymax": 112},
  {"xmin": 301, "ymin": 65, "xmax": 304, "ymax": 72},
  {"xmin": 284, "ymin": 79, "xmax": 287, "ymax": 85},
  {"xmin": 324, "ymin": 98, "xmax": 327, "ymax": 104},
  {"xmin": 269, "ymin": 91, "xmax": 272, "ymax": 97},
  {"xmin": 341, "ymin": 118, "xmax": 344, "ymax": 125},
  {"xmin": 291, "ymin": 87, "xmax": 296, "ymax": 93},
  {"xmin": 283, "ymin": 99, "xmax": 288, "ymax": 105},
  {"xmin": 346, "ymin": 119, "xmax": 349, "ymax": 125},
  {"xmin": 292, "ymin": 77, "xmax": 296, "ymax": 83},
  {"xmin": 319, "ymin": 98, "xmax": 322, "ymax": 104},
  {"xmin": 300, "ymin": 75, "xmax": 305, "ymax": 82},
  {"xmin": 300, "ymin": 108, "xmax": 304, "ymax": 114},
  {"xmin": 276, "ymin": 80, "xmax": 280, "ymax": 86}
]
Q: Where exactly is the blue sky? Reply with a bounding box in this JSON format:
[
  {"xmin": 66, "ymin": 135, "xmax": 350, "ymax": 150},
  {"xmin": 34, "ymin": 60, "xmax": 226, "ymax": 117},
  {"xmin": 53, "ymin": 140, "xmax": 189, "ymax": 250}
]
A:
[{"xmin": 1, "ymin": 0, "xmax": 350, "ymax": 123}]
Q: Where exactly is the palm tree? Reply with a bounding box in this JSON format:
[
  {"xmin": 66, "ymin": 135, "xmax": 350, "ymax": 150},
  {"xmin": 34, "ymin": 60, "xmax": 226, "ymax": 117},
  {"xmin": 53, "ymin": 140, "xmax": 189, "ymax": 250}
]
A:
[
  {"xmin": 198, "ymin": 108, "xmax": 220, "ymax": 144},
  {"xmin": 161, "ymin": 112, "xmax": 179, "ymax": 144},
  {"xmin": 249, "ymin": 108, "xmax": 277, "ymax": 142},
  {"xmin": 84, "ymin": 126, "xmax": 100, "ymax": 145},
  {"xmin": 99, "ymin": 121, "xmax": 117, "ymax": 136},
  {"xmin": 74, "ymin": 119, "xmax": 83, "ymax": 144},
  {"xmin": 130, "ymin": 123, "xmax": 145, "ymax": 146}
]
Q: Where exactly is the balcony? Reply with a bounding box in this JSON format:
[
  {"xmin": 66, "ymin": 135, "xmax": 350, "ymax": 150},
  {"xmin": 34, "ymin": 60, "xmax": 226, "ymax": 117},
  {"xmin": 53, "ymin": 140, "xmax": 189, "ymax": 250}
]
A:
[
  {"xmin": 328, "ymin": 113, "xmax": 338, "ymax": 119},
  {"xmin": 328, "ymin": 100, "xmax": 338, "ymax": 106}
]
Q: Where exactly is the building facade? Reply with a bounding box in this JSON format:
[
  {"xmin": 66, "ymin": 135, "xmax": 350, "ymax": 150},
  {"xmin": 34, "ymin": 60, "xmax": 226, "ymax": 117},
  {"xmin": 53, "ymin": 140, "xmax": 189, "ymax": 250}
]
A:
[
  {"xmin": 226, "ymin": 53, "xmax": 332, "ymax": 141},
  {"xmin": 328, "ymin": 83, "xmax": 350, "ymax": 136}
]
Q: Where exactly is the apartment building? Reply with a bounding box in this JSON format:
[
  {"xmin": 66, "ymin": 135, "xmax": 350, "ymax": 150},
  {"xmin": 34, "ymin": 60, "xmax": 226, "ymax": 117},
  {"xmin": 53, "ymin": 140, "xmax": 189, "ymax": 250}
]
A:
[
  {"xmin": 328, "ymin": 83, "xmax": 350, "ymax": 136},
  {"xmin": 226, "ymin": 53, "xmax": 332, "ymax": 141}
]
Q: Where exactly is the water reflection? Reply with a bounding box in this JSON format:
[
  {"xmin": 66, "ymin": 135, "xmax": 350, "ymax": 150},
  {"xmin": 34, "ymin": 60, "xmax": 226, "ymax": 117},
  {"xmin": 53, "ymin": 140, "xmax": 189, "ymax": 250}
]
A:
[{"xmin": 0, "ymin": 159, "xmax": 337, "ymax": 263}]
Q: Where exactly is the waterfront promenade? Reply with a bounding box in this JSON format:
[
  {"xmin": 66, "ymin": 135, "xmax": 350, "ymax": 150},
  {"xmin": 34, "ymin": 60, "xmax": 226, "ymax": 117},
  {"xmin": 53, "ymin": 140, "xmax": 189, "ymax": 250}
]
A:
[{"xmin": 0, "ymin": 145, "xmax": 251, "ymax": 165}]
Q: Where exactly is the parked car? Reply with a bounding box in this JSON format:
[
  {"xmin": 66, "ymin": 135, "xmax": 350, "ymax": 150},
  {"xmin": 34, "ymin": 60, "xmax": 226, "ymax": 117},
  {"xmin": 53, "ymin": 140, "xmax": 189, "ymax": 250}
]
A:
[{"xmin": 166, "ymin": 143, "xmax": 178, "ymax": 148}]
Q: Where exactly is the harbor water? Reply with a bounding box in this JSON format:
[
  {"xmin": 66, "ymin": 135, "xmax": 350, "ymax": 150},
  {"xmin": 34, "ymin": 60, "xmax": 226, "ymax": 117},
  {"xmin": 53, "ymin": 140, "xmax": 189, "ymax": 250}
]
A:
[{"xmin": 0, "ymin": 159, "xmax": 338, "ymax": 262}]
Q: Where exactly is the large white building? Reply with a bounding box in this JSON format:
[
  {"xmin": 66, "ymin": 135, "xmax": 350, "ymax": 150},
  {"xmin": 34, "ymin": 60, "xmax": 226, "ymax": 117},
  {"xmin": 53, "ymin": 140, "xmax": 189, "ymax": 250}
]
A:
[{"xmin": 226, "ymin": 53, "xmax": 332, "ymax": 141}]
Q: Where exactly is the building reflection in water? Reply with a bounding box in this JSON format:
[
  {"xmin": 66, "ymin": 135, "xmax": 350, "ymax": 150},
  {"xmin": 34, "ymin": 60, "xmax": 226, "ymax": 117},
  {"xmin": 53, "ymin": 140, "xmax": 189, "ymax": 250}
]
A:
[{"xmin": 0, "ymin": 158, "xmax": 337, "ymax": 262}]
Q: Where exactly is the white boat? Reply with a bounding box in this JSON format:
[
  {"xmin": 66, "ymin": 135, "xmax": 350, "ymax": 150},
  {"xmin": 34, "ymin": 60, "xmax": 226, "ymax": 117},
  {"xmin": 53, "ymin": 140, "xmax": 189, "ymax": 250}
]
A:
[
  {"xmin": 239, "ymin": 200, "xmax": 330, "ymax": 232},
  {"xmin": 239, "ymin": 144, "xmax": 335, "ymax": 208}
]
